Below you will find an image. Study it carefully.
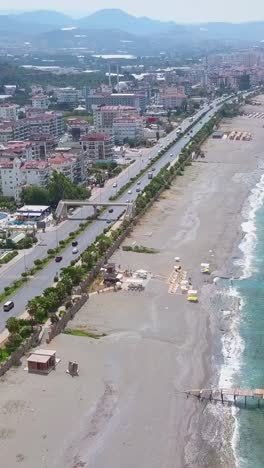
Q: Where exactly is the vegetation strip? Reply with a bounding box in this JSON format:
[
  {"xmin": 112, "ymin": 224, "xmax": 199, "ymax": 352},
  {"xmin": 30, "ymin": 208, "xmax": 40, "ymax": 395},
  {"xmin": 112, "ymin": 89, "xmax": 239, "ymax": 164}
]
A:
[
  {"xmin": 122, "ymin": 245, "xmax": 159, "ymax": 254},
  {"xmin": 63, "ymin": 329, "xmax": 106, "ymax": 339}
]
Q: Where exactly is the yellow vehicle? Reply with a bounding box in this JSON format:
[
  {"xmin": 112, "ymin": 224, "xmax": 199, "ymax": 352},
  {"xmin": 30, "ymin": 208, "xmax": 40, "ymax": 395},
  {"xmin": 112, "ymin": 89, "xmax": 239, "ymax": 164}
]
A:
[
  {"xmin": 201, "ymin": 263, "xmax": 210, "ymax": 274},
  {"xmin": 187, "ymin": 290, "xmax": 198, "ymax": 303}
]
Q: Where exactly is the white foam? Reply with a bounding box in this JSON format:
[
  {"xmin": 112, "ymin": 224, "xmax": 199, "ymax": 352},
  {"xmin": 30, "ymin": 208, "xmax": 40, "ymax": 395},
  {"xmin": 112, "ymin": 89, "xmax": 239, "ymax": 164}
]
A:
[
  {"xmin": 237, "ymin": 174, "xmax": 264, "ymax": 279},
  {"xmin": 219, "ymin": 287, "xmax": 245, "ymax": 388},
  {"xmin": 217, "ymin": 175, "xmax": 264, "ymax": 466},
  {"xmin": 218, "ymin": 285, "xmax": 245, "ymax": 468}
]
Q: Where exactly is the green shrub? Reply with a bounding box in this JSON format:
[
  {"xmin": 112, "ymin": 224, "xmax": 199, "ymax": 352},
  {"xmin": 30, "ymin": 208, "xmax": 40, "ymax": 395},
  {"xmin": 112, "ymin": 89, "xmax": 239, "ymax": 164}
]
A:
[{"xmin": 20, "ymin": 326, "xmax": 32, "ymax": 339}]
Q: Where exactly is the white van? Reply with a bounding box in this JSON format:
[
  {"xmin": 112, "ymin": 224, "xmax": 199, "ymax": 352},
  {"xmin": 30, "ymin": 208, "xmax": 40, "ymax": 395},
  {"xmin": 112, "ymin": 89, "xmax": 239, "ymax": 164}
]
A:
[{"xmin": 3, "ymin": 301, "xmax": 14, "ymax": 312}]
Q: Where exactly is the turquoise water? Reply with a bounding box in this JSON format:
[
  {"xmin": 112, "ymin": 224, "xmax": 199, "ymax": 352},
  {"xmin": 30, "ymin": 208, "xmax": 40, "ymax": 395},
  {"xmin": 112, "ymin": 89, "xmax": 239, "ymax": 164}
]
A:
[{"xmin": 233, "ymin": 197, "xmax": 264, "ymax": 467}]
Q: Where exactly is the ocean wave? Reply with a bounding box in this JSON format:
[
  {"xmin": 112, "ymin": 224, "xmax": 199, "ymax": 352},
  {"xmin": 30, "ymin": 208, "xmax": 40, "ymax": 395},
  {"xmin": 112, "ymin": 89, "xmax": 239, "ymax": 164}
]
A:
[
  {"xmin": 237, "ymin": 174, "xmax": 264, "ymax": 279},
  {"xmin": 219, "ymin": 285, "xmax": 245, "ymax": 468}
]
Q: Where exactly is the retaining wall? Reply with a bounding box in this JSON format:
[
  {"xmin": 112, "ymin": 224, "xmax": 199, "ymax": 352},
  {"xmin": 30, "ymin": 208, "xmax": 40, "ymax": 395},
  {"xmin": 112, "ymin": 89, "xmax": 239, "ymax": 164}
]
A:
[
  {"xmin": 0, "ymin": 327, "xmax": 41, "ymax": 377},
  {"xmin": 47, "ymin": 294, "xmax": 88, "ymax": 342}
]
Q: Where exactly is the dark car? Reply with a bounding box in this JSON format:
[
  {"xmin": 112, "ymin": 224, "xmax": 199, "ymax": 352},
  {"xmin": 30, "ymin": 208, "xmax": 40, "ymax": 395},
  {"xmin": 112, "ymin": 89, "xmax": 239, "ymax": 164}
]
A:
[
  {"xmin": 108, "ymin": 208, "xmax": 114, "ymax": 213},
  {"xmin": 72, "ymin": 241, "xmax": 78, "ymax": 247},
  {"xmin": 55, "ymin": 256, "xmax": 63, "ymax": 263}
]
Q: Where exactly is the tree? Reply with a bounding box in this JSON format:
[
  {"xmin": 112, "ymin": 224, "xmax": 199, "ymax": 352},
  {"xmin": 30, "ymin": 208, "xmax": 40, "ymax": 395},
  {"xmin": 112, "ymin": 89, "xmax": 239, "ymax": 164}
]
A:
[
  {"xmin": 47, "ymin": 171, "xmax": 90, "ymax": 207},
  {"xmin": 27, "ymin": 297, "xmax": 40, "ymax": 319},
  {"xmin": 22, "ymin": 186, "xmax": 49, "ymax": 205},
  {"xmin": 5, "ymin": 333, "xmax": 23, "ymax": 352},
  {"xmin": 6, "ymin": 317, "xmax": 20, "ymax": 335},
  {"xmin": 21, "ymin": 171, "xmax": 90, "ymax": 208},
  {"xmin": 239, "ymin": 74, "xmax": 250, "ymax": 91}
]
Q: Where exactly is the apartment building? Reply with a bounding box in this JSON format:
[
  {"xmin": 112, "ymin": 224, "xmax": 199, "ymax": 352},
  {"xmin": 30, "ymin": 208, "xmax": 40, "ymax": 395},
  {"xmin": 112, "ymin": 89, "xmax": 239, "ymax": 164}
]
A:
[
  {"xmin": 159, "ymin": 87, "xmax": 187, "ymax": 110},
  {"xmin": 32, "ymin": 94, "xmax": 49, "ymax": 110},
  {"xmin": 93, "ymin": 105, "xmax": 138, "ymax": 134},
  {"xmin": 27, "ymin": 112, "xmax": 64, "ymax": 138},
  {"xmin": 67, "ymin": 118, "xmax": 90, "ymax": 141},
  {"xmin": 0, "ymin": 121, "xmax": 14, "ymax": 143},
  {"xmin": 112, "ymin": 116, "xmax": 144, "ymax": 145},
  {"xmin": 21, "ymin": 161, "xmax": 51, "ymax": 188},
  {"xmin": 0, "ymin": 104, "xmax": 18, "ymax": 121},
  {"xmin": 48, "ymin": 153, "xmax": 85, "ymax": 184},
  {"xmin": 80, "ymin": 133, "xmax": 114, "ymax": 160},
  {"xmin": 86, "ymin": 93, "xmax": 148, "ymax": 112},
  {"xmin": 0, "ymin": 112, "xmax": 63, "ymax": 143},
  {"xmin": 55, "ymin": 87, "xmax": 78, "ymax": 105}
]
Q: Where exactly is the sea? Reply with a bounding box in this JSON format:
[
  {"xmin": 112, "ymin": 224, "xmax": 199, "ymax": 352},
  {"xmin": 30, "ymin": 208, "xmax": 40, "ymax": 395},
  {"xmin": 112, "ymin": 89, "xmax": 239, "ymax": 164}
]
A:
[{"xmin": 220, "ymin": 173, "xmax": 264, "ymax": 467}]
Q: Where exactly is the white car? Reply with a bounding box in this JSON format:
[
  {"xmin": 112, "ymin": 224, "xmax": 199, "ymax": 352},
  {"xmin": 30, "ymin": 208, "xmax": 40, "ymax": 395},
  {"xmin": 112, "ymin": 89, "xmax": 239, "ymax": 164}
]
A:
[
  {"xmin": 170, "ymin": 153, "xmax": 173, "ymax": 157},
  {"xmin": 137, "ymin": 181, "xmax": 141, "ymax": 185},
  {"xmin": 72, "ymin": 247, "xmax": 79, "ymax": 254},
  {"xmin": 128, "ymin": 190, "xmax": 132, "ymax": 195},
  {"xmin": 113, "ymin": 182, "xmax": 117, "ymax": 188}
]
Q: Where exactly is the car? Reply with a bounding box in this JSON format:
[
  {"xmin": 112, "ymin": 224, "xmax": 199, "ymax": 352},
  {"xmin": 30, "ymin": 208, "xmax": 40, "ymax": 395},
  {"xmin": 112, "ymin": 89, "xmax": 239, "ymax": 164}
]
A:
[
  {"xmin": 72, "ymin": 241, "xmax": 78, "ymax": 247},
  {"xmin": 106, "ymin": 219, "xmax": 112, "ymax": 224},
  {"xmin": 184, "ymin": 135, "xmax": 188, "ymax": 138},
  {"xmin": 72, "ymin": 248, "xmax": 79, "ymax": 254},
  {"xmin": 126, "ymin": 199, "xmax": 130, "ymax": 203},
  {"xmin": 170, "ymin": 153, "xmax": 173, "ymax": 157},
  {"xmin": 137, "ymin": 181, "xmax": 141, "ymax": 185},
  {"xmin": 55, "ymin": 256, "xmax": 63, "ymax": 263},
  {"xmin": 148, "ymin": 156, "xmax": 152, "ymax": 160},
  {"xmin": 152, "ymin": 167, "xmax": 156, "ymax": 171},
  {"xmin": 128, "ymin": 190, "xmax": 132, "ymax": 194},
  {"xmin": 113, "ymin": 183, "xmax": 117, "ymax": 188},
  {"xmin": 3, "ymin": 301, "xmax": 14, "ymax": 312},
  {"xmin": 136, "ymin": 188, "xmax": 141, "ymax": 193},
  {"xmin": 108, "ymin": 208, "xmax": 113, "ymax": 213}
]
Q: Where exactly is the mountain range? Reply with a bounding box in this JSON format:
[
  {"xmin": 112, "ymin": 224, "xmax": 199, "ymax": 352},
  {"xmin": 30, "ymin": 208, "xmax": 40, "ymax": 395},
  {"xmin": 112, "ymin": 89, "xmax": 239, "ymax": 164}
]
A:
[{"xmin": 1, "ymin": 9, "xmax": 264, "ymax": 52}]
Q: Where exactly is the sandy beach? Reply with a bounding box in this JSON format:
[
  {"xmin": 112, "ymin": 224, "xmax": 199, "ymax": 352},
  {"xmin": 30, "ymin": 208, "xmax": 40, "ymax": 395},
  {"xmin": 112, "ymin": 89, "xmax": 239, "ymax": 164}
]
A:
[{"xmin": 1, "ymin": 102, "xmax": 264, "ymax": 468}]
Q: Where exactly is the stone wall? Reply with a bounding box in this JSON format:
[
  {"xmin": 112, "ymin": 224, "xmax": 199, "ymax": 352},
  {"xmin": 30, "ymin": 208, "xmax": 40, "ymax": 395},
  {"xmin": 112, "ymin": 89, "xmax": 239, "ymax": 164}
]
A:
[
  {"xmin": 0, "ymin": 327, "xmax": 41, "ymax": 377},
  {"xmin": 47, "ymin": 294, "xmax": 88, "ymax": 343}
]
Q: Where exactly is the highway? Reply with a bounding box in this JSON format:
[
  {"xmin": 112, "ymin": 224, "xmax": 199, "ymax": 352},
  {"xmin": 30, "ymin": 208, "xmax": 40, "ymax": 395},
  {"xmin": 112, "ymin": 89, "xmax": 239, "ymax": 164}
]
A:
[{"xmin": 0, "ymin": 96, "xmax": 231, "ymax": 330}]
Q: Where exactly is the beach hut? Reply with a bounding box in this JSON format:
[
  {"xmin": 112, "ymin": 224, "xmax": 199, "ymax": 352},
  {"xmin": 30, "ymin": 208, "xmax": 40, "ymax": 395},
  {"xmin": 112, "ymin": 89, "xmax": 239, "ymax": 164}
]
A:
[{"xmin": 27, "ymin": 349, "xmax": 56, "ymax": 374}]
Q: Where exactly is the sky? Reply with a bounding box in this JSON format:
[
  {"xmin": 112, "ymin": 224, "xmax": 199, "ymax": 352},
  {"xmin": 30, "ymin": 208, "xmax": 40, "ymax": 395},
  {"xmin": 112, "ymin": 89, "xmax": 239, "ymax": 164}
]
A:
[{"xmin": 2, "ymin": 0, "xmax": 264, "ymax": 23}]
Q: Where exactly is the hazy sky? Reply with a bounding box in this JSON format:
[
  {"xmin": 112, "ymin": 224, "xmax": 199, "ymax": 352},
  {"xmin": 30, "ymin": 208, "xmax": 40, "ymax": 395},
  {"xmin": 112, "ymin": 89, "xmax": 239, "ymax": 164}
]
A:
[{"xmin": 3, "ymin": 0, "xmax": 264, "ymax": 23}]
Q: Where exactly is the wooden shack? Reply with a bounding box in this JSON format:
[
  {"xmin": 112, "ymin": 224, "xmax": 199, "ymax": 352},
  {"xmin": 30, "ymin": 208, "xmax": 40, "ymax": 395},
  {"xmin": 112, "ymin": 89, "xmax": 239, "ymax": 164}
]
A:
[{"xmin": 27, "ymin": 349, "xmax": 56, "ymax": 374}]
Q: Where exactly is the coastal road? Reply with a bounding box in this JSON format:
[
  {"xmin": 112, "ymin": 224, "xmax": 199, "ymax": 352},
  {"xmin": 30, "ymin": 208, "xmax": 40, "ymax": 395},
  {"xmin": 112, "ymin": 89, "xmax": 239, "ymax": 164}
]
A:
[{"xmin": 0, "ymin": 95, "xmax": 232, "ymax": 330}]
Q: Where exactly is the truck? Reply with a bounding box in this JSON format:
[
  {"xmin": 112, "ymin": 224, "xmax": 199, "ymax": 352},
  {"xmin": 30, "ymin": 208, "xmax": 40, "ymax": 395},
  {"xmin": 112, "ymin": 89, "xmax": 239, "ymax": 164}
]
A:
[{"xmin": 148, "ymin": 171, "xmax": 153, "ymax": 180}]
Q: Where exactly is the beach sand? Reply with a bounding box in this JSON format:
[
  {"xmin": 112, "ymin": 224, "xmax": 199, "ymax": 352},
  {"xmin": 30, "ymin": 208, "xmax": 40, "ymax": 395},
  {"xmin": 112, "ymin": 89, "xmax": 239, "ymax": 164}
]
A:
[{"xmin": 1, "ymin": 104, "xmax": 264, "ymax": 468}]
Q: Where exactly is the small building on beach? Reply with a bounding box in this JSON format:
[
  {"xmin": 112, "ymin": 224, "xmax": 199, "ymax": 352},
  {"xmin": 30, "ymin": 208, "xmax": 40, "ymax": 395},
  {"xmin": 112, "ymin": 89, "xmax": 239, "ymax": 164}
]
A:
[{"xmin": 27, "ymin": 349, "xmax": 56, "ymax": 374}]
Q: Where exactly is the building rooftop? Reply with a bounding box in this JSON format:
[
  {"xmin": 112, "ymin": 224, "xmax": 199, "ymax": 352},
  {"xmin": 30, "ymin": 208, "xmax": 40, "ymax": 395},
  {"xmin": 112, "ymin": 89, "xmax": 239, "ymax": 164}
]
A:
[
  {"xmin": 97, "ymin": 105, "xmax": 137, "ymax": 111},
  {"xmin": 17, "ymin": 205, "xmax": 50, "ymax": 213},
  {"xmin": 22, "ymin": 161, "xmax": 49, "ymax": 170},
  {"xmin": 81, "ymin": 133, "xmax": 112, "ymax": 141}
]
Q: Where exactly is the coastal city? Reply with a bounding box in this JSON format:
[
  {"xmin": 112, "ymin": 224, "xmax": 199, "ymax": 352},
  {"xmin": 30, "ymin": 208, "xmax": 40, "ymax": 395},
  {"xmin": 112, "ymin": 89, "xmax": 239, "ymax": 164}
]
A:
[{"xmin": 0, "ymin": 5, "xmax": 264, "ymax": 468}]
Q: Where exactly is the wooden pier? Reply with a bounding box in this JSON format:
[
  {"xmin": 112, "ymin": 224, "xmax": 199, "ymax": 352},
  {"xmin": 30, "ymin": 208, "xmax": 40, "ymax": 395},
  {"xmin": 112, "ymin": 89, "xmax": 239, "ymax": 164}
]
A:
[{"xmin": 183, "ymin": 388, "xmax": 264, "ymax": 407}]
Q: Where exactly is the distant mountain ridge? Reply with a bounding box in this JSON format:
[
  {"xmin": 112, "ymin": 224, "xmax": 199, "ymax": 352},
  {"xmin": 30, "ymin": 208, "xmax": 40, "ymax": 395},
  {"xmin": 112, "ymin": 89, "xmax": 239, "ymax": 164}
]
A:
[{"xmin": 1, "ymin": 9, "xmax": 264, "ymax": 46}]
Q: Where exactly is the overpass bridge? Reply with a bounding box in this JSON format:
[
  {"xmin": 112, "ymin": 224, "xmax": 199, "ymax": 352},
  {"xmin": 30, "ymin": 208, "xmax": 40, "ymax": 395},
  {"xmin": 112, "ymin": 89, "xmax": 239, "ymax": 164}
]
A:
[{"xmin": 55, "ymin": 199, "xmax": 135, "ymax": 222}]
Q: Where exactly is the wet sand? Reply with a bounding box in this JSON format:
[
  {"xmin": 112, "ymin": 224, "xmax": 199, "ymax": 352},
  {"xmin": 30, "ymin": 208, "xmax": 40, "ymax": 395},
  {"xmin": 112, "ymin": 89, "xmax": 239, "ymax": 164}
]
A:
[{"xmin": 1, "ymin": 105, "xmax": 264, "ymax": 468}]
